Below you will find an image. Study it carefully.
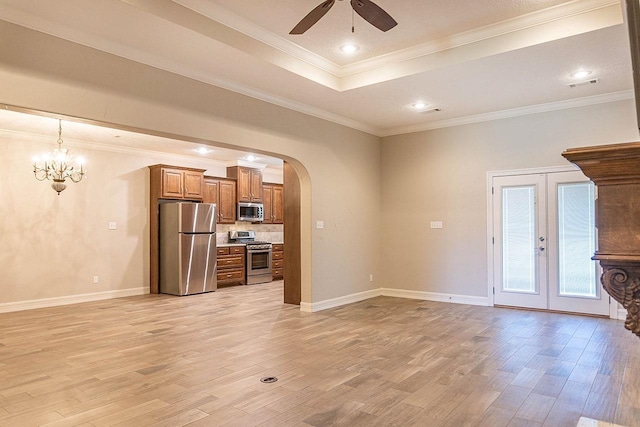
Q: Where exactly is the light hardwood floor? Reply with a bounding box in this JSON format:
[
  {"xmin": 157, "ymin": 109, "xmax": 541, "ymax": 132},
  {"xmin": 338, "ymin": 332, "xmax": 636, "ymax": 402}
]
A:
[{"xmin": 0, "ymin": 282, "xmax": 639, "ymax": 427}]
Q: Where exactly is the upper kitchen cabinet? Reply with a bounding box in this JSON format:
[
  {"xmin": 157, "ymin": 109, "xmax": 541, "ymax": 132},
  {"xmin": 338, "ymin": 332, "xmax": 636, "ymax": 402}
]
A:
[
  {"xmin": 262, "ymin": 183, "xmax": 284, "ymax": 224},
  {"xmin": 203, "ymin": 177, "xmax": 236, "ymax": 224},
  {"xmin": 273, "ymin": 185, "xmax": 284, "ymax": 224},
  {"xmin": 227, "ymin": 166, "xmax": 263, "ymax": 203},
  {"xmin": 149, "ymin": 165, "xmax": 205, "ymax": 200}
]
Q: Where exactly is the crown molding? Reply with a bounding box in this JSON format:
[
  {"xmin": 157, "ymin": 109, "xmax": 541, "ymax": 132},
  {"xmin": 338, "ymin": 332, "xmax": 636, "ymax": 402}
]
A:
[
  {"xmin": 173, "ymin": 0, "xmax": 343, "ymax": 76},
  {"xmin": 173, "ymin": 0, "xmax": 620, "ymax": 80},
  {"xmin": 227, "ymin": 160, "xmax": 268, "ymax": 170},
  {"xmin": 340, "ymin": 0, "xmax": 620, "ymax": 76},
  {"xmin": 4, "ymin": 90, "xmax": 631, "ymax": 147},
  {"xmin": 380, "ymin": 90, "xmax": 635, "ymax": 137},
  {"xmin": 0, "ymin": 0, "xmax": 624, "ymax": 139},
  {"xmin": 122, "ymin": 0, "xmax": 623, "ymax": 91},
  {"xmin": 0, "ymin": 6, "xmax": 378, "ymax": 136}
]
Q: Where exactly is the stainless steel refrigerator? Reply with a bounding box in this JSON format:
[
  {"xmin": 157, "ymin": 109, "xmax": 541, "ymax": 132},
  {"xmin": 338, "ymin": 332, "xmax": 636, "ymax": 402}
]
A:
[{"xmin": 159, "ymin": 202, "xmax": 217, "ymax": 295}]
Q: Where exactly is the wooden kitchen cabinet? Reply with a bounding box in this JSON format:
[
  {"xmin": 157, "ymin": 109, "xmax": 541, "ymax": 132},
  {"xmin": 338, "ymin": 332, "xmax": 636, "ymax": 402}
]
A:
[
  {"xmin": 150, "ymin": 165, "xmax": 205, "ymax": 200},
  {"xmin": 272, "ymin": 243, "xmax": 284, "ymax": 280},
  {"xmin": 204, "ymin": 177, "xmax": 236, "ymax": 224},
  {"xmin": 272, "ymin": 185, "xmax": 284, "ymax": 224},
  {"xmin": 262, "ymin": 183, "xmax": 284, "ymax": 224},
  {"xmin": 227, "ymin": 166, "xmax": 263, "ymax": 203},
  {"xmin": 217, "ymin": 246, "xmax": 245, "ymax": 286}
]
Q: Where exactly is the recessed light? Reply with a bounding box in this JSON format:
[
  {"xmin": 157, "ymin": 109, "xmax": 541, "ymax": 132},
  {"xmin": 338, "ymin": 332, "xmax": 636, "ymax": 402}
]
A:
[
  {"xmin": 412, "ymin": 101, "xmax": 429, "ymax": 110},
  {"xmin": 571, "ymin": 70, "xmax": 592, "ymax": 79},
  {"xmin": 340, "ymin": 44, "xmax": 359, "ymax": 54},
  {"xmin": 246, "ymin": 155, "xmax": 257, "ymax": 162},
  {"xmin": 195, "ymin": 147, "xmax": 212, "ymax": 155}
]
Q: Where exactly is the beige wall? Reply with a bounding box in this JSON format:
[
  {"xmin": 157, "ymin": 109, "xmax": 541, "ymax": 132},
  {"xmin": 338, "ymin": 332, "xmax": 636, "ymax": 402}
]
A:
[
  {"xmin": 1, "ymin": 18, "xmax": 637, "ymax": 309},
  {"xmin": 380, "ymin": 99, "xmax": 638, "ymax": 298},
  {"xmin": 0, "ymin": 21, "xmax": 382, "ymax": 305}
]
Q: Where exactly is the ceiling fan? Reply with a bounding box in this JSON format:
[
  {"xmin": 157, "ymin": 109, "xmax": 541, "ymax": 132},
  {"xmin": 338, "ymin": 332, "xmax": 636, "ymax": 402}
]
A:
[{"xmin": 290, "ymin": 0, "xmax": 398, "ymax": 35}]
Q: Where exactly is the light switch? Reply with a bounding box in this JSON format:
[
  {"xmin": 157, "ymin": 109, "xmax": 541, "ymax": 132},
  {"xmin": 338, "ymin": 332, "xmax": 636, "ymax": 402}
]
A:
[
  {"xmin": 316, "ymin": 221, "xmax": 324, "ymax": 229},
  {"xmin": 109, "ymin": 222, "xmax": 117, "ymax": 230},
  {"xmin": 430, "ymin": 221, "xmax": 443, "ymax": 229}
]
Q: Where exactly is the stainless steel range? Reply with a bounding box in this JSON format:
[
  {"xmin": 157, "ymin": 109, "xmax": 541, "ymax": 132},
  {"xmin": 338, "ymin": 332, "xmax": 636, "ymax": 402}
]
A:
[{"xmin": 229, "ymin": 231, "xmax": 273, "ymax": 285}]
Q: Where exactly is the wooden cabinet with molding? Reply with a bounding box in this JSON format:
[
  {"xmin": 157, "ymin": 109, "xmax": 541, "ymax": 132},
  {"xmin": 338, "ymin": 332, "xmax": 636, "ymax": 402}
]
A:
[
  {"xmin": 227, "ymin": 166, "xmax": 263, "ymax": 203},
  {"xmin": 203, "ymin": 177, "xmax": 237, "ymax": 224},
  {"xmin": 262, "ymin": 183, "xmax": 284, "ymax": 224},
  {"xmin": 217, "ymin": 246, "xmax": 246, "ymax": 286},
  {"xmin": 150, "ymin": 165, "xmax": 205, "ymax": 200}
]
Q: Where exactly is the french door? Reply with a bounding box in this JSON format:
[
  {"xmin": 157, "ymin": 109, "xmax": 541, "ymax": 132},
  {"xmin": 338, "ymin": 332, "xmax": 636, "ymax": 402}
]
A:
[{"xmin": 492, "ymin": 170, "xmax": 609, "ymax": 316}]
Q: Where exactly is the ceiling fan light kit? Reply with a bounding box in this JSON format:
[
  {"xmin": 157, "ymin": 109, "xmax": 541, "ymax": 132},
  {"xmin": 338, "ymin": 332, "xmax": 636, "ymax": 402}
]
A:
[
  {"xmin": 290, "ymin": 0, "xmax": 397, "ymax": 35},
  {"xmin": 340, "ymin": 43, "xmax": 359, "ymax": 53}
]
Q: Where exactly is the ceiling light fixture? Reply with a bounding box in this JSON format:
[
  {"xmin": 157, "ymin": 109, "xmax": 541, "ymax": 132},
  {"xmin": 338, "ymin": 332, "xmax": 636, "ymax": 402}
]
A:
[
  {"xmin": 246, "ymin": 155, "xmax": 258, "ymax": 162},
  {"xmin": 571, "ymin": 70, "xmax": 592, "ymax": 79},
  {"xmin": 412, "ymin": 101, "xmax": 429, "ymax": 110},
  {"xmin": 32, "ymin": 119, "xmax": 86, "ymax": 195},
  {"xmin": 340, "ymin": 43, "xmax": 359, "ymax": 54},
  {"xmin": 196, "ymin": 147, "xmax": 212, "ymax": 155}
]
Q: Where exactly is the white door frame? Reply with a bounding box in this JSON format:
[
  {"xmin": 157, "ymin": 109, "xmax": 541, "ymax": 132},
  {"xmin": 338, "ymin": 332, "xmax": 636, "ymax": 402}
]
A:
[{"xmin": 486, "ymin": 166, "xmax": 618, "ymax": 319}]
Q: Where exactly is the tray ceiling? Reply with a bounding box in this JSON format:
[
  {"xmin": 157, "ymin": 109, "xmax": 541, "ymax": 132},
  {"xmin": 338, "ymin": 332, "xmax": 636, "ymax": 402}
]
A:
[{"xmin": 0, "ymin": 0, "xmax": 633, "ymax": 136}]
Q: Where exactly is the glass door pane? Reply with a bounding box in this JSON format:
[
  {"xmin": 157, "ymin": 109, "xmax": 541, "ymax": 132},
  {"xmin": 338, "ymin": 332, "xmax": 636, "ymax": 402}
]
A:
[
  {"xmin": 502, "ymin": 186, "xmax": 537, "ymax": 293},
  {"xmin": 557, "ymin": 182, "xmax": 597, "ymax": 297},
  {"xmin": 493, "ymin": 174, "xmax": 547, "ymax": 309},
  {"xmin": 547, "ymin": 171, "xmax": 609, "ymax": 316}
]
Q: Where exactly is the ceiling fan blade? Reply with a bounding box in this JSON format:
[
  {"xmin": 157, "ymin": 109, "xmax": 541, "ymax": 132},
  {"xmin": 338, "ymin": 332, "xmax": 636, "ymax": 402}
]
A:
[
  {"xmin": 290, "ymin": 0, "xmax": 336, "ymax": 34},
  {"xmin": 350, "ymin": 0, "xmax": 397, "ymax": 32}
]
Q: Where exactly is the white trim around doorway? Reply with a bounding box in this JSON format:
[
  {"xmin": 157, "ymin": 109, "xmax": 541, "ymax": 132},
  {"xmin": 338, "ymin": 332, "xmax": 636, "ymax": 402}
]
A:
[{"xmin": 485, "ymin": 165, "xmax": 618, "ymax": 319}]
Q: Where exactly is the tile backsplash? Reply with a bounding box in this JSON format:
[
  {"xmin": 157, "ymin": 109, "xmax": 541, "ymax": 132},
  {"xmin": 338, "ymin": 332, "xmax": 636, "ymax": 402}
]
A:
[{"xmin": 217, "ymin": 223, "xmax": 284, "ymax": 244}]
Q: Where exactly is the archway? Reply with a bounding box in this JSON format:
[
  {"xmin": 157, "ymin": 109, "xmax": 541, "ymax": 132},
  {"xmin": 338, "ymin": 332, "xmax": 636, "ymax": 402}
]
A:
[{"xmin": 3, "ymin": 104, "xmax": 310, "ymax": 307}]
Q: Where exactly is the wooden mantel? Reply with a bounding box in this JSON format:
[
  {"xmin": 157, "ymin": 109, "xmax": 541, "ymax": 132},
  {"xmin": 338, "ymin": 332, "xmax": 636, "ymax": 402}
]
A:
[{"xmin": 563, "ymin": 142, "xmax": 640, "ymax": 338}]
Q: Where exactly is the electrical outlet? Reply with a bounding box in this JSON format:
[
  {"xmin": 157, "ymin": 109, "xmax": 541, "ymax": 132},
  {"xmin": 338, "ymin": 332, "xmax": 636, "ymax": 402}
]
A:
[
  {"xmin": 430, "ymin": 221, "xmax": 443, "ymax": 229},
  {"xmin": 316, "ymin": 221, "xmax": 324, "ymax": 229},
  {"xmin": 108, "ymin": 222, "xmax": 117, "ymax": 230},
  {"xmin": 93, "ymin": 276, "xmax": 99, "ymax": 284},
  {"xmin": 369, "ymin": 274, "xmax": 374, "ymax": 282}
]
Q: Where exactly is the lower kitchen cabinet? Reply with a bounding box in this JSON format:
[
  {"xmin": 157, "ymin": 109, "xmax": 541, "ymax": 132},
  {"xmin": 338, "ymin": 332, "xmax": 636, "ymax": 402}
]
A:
[
  {"xmin": 272, "ymin": 243, "xmax": 284, "ymax": 280},
  {"xmin": 217, "ymin": 246, "xmax": 245, "ymax": 286}
]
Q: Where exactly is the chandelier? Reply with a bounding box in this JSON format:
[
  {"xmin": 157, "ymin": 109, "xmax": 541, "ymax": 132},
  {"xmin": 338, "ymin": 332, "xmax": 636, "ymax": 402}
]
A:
[{"xmin": 32, "ymin": 119, "xmax": 86, "ymax": 195}]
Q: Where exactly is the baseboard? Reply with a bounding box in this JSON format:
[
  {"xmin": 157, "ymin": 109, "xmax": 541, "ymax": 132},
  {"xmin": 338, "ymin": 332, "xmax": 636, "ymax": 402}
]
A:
[
  {"xmin": 300, "ymin": 288, "xmax": 382, "ymax": 313},
  {"xmin": 0, "ymin": 287, "xmax": 149, "ymax": 313},
  {"xmin": 381, "ymin": 288, "xmax": 490, "ymax": 306},
  {"xmin": 300, "ymin": 287, "xmax": 490, "ymax": 313},
  {"xmin": 618, "ymin": 307, "xmax": 628, "ymax": 321}
]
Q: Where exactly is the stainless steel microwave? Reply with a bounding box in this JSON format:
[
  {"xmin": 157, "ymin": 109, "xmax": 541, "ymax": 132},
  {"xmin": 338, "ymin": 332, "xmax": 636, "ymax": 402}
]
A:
[{"xmin": 238, "ymin": 202, "xmax": 264, "ymax": 222}]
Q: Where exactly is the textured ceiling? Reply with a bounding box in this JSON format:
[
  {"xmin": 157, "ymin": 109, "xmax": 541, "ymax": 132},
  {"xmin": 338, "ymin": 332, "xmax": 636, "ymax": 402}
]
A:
[
  {"xmin": 0, "ymin": 0, "xmax": 634, "ymax": 138},
  {"xmin": 204, "ymin": 0, "xmax": 574, "ymax": 65}
]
